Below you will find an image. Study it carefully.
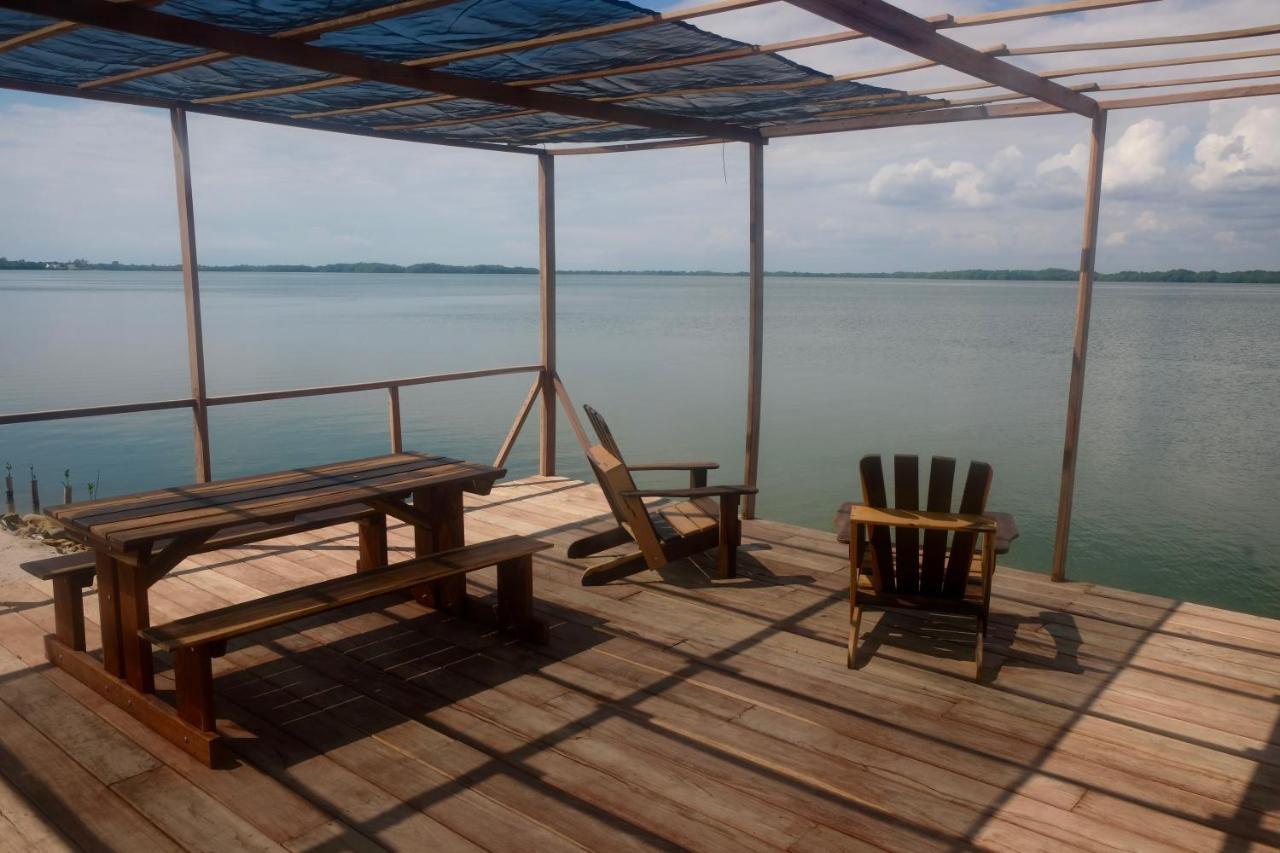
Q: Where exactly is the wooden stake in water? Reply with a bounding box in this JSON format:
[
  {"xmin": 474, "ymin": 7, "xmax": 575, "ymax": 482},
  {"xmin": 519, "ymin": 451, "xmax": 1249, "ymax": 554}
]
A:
[
  {"xmin": 3, "ymin": 464, "xmax": 14, "ymax": 515},
  {"xmin": 29, "ymin": 466, "xmax": 40, "ymax": 514}
]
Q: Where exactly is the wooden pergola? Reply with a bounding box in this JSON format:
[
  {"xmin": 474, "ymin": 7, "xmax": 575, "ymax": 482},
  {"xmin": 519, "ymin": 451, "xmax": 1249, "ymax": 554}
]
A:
[{"xmin": 1, "ymin": 0, "xmax": 1277, "ymax": 582}]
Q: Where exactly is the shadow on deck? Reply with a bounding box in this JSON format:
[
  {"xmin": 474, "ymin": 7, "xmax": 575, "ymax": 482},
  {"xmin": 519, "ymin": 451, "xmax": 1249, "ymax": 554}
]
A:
[{"xmin": 0, "ymin": 475, "xmax": 1276, "ymax": 851}]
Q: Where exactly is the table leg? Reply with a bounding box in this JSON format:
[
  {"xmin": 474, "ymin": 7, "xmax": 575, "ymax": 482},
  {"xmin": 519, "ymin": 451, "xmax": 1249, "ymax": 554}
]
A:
[
  {"xmin": 116, "ymin": 560, "xmax": 155, "ymax": 694},
  {"xmin": 412, "ymin": 485, "xmax": 467, "ymax": 613},
  {"xmin": 356, "ymin": 512, "xmax": 388, "ymax": 572},
  {"xmin": 95, "ymin": 552, "xmax": 125, "ymax": 678}
]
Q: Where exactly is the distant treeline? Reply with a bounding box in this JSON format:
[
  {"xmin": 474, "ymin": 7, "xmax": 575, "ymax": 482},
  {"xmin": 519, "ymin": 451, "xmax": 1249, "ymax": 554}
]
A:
[
  {"xmin": 0, "ymin": 258, "xmax": 537, "ymax": 274},
  {"xmin": 2, "ymin": 257, "xmax": 1278, "ymax": 283}
]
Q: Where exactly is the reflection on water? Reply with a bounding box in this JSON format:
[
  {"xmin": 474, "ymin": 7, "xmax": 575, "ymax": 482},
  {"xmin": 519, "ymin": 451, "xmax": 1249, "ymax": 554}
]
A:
[{"xmin": 2, "ymin": 271, "xmax": 1277, "ymax": 615}]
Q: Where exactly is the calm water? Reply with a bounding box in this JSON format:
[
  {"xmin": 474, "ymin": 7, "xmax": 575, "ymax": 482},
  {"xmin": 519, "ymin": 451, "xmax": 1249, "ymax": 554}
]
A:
[{"xmin": 2, "ymin": 271, "xmax": 1278, "ymax": 615}]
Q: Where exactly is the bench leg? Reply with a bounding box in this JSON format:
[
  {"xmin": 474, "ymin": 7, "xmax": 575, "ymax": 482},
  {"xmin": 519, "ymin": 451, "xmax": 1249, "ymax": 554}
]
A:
[
  {"xmin": 717, "ymin": 493, "xmax": 741, "ymax": 579},
  {"xmin": 173, "ymin": 646, "xmax": 216, "ymax": 732},
  {"xmin": 356, "ymin": 513, "xmax": 388, "ymax": 572},
  {"xmin": 51, "ymin": 576, "xmax": 86, "ymax": 652},
  {"xmin": 497, "ymin": 555, "xmax": 546, "ymax": 643}
]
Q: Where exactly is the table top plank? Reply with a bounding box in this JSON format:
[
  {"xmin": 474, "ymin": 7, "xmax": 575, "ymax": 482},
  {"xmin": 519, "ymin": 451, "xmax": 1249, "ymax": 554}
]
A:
[
  {"xmin": 52, "ymin": 453, "xmax": 436, "ymax": 524},
  {"xmin": 72, "ymin": 456, "xmax": 454, "ymax": 529},
  {"xmin": 47, "ymin": 453, "xmax": 503, "ymax": 553}
]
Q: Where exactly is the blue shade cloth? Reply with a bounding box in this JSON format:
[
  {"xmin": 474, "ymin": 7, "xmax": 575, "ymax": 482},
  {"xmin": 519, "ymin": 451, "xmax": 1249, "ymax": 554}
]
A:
[{"xmin": 0, "ymin": 1, "xmax": 930, "ymax": 146}]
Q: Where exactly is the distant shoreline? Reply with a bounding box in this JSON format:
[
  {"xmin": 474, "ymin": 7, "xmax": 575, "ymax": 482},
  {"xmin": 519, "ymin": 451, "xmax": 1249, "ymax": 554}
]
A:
[{"xmin": 2, "ymin": 258, "xmax": 1278, "ymax": 284}]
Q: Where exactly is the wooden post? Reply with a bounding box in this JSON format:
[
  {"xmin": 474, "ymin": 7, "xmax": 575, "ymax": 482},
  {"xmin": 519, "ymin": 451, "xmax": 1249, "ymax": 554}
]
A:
[
  {"xmin": 170, "ymin": 108, "xmax": 212, "ymax": 482},
  {"xmin": 387, "ymin": 386, "xmax": 403, "ymax": 453},
  {"xmin": 538, "ymin": 153, "xmax": 557, "ymax": 475},
  {"xmin": 743, "ymin": 142, "xmax": 765, "ymax": 519},
  {"xmin": 1051, "ymin": 110, "xmax": 1108, "ymax": 583}
]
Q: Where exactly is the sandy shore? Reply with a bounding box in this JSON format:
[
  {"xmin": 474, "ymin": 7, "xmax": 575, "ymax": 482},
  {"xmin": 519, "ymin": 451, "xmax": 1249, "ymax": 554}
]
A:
[{"xmin": 0, "ymin": 525, "xmax": 57, "ymax": 585}]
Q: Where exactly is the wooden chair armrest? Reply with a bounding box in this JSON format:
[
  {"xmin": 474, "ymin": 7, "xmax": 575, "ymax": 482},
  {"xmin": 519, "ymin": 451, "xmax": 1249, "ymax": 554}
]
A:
[
  {"xmin": 626, "ymin": 461, "xmax": 720, "ymax": 471},
  {"xmin": 849, "ymin": 504, "xmax": 997, "ymax": 533},
  {"xmin": 621, "ymin": 485, "xmax": 758, "ymax": 499}
]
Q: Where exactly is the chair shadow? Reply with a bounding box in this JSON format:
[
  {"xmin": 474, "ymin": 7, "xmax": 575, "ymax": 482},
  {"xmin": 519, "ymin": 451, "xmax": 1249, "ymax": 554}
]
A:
[{"xmin": 852, "ymin": 608, "xmax": 1087, "ymax": 683}]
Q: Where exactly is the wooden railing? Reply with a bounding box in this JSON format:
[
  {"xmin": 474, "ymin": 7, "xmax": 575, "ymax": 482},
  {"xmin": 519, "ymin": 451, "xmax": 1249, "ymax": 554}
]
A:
[{"xmin": 0, "ymin": 363, "xmax": 592, "ymax": 479}]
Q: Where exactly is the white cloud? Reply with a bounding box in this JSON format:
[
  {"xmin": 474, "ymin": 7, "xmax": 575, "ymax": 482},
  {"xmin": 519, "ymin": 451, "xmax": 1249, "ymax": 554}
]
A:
[
  {"xmin": 1035, "ymin": 120, "xmax": 1187, "ymax": 195},
  {"xmin": 1105, "ymin": 210, "xmax": 1169, "ymax": 247},
  {"xmin": 867, "ymin": 145, "xmax": 1023, "ymax": 209},
  {"xmin": 1103, "ymin": 119, "xmax": 1188, "ymax": 192},
  {"xmin": 1191, "ymin": 106, "xmax": 1280, "ymax": 192}
]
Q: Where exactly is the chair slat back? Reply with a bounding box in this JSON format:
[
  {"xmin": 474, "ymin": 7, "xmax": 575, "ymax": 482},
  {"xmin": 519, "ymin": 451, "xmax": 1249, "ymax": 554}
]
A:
[
  {"xmin": 920, "ymin": 456, "xmax": 957, "ymax": 591},
  {"xmin": 586, "ymin": 446, "xmax": 666, "ymax": 568},
  {"xmin": 583, "ymin": 404, "xmax": 624, "ymax": 460},
  {"xmin": 859, "ymin": 454, "xmax": 993, "ymax": 598},
  {"xmin": 944, "ymin": 460, "xmax": 993, "ymax": 597}
]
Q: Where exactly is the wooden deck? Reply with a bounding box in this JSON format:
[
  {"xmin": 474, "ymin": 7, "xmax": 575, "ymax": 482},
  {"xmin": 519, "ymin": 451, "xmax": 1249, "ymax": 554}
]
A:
[{"xmin": 0, "ymin": 475, "xmax": 1277, "ymax": 851}]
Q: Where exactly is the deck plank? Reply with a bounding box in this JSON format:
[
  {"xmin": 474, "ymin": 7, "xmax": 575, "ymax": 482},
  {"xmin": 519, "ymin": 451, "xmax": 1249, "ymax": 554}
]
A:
[{"xmin": 2, "ymin": 476, "xmax": 1277, "ymax": 851}]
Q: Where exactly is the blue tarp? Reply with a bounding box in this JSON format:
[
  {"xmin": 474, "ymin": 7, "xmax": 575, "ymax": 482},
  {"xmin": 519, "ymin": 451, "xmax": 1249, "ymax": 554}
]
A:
[{"xmin": 0, "ymin": 0, "xmax": 930, "ymax": 146}]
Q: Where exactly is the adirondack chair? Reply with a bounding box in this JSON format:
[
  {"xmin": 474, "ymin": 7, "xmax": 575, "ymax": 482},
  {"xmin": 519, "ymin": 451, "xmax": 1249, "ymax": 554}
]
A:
[
  {"xmin": 848, "ymin": 454, "xmax": 998, "ymax": 679},
  {"xmin": 569, "ymin": 405, "xmax": 757, "ymax": 585}
]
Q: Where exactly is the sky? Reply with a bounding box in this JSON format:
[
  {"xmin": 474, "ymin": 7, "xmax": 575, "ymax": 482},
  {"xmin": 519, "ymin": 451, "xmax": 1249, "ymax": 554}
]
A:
[{"xmin": 0, "ymin": 0, "xmax": 1278, "ymax": 273}]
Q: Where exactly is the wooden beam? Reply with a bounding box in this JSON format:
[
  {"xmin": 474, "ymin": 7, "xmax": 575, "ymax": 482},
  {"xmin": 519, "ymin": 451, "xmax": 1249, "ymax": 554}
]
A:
[
  {"xmin": 494, "ymin": 375, "xmax": 542, "ymax": 468},
  {"xmin": 1047, "ymin": 45, "xmax": 1280, "ymax": 81},
  {"xmin": 1008, "ymin": 22, "xmax": 1280, "ymax": 57},
  {"xmin": 762, "ymin": 99, "xmax": 1065, "ymax": 137},
  {"xmin": 169, "ymin": 108, "xmax": 211, "ymax": 483},
  {"xmin": 538, "ymin": 154, "xmax": 557, "ymax": 476},
  {"xmin": 743, "ymin": 142, "xmax": 765, "ymax": 520},
  {"xmin": 786, "ymin": 0, "xmax": 1098, "ymax": 116},
  {"xmin": 0, "ymin": 75, "xmax": 542, "ymax": 155},
  {"xmin": 551, "ymin": 374, "xmax": 593, "ymax": 456},
  {"xmin": 948, "ymin": 0, "xmax": 1156, "ymax": 26},
  {"xmin": 912, "ymin": 48, "xmax": 1280, "ymax": 99},
  {"xmin": 0, "ymin": 0, "xmax": 159, "ymax": 55},
  {"xmin": 764, "ymin": 70, "xmax": 1280, "ymax": 136},
  {"xmin": 0, "ymin": 397, "xmax": 196, "ymax": 426},
  {"xmin": 80, "ymin": 0, "xmax": 470, "ymax": 89},
  {"xmin": 387, "ymin": 386, "xmax": 403, "ymax": 453},
  {"xmin": 82, "ymin": 0, "xmax": 774, "ymax": 91},
  {"xmin": 0, "ymin": 0, "xmax": 761, "ymax": 144},
  {"xmin": 1101, "ymin": 79, "xmax": 1280, "ymax": 109},
  {"xmin": 551, "ymin": 137, "xmax": 726, "ymax": 156},
  {"xmin": 1051, "ymin": 110, "xmax": 1106, "ymax": 583},
  {"xmin": 1094, "ymin": 67, "xmax": 1280, "ymax": 94}
]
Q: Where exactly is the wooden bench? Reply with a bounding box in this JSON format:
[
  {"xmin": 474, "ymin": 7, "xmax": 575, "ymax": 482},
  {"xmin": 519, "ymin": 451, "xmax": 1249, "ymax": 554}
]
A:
[
  {"xmin": 22, "ymin": 503, "xmax": 386, "ymax": 652},
  {"xmin": 139, "ymin": 535, "xmax": 550, "ymax": 736}
]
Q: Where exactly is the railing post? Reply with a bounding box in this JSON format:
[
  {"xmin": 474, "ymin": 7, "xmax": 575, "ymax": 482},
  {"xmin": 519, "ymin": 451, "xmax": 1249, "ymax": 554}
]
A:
[
  {"xmin": 1051, "ymin": 110, "xmax": 1108, "ymax": 582},
  {"xmin": 743, "ymin": 142, "xmax": 765, "ymax": 519},
  {"xmin": 387, "ymin": 386, "xmax": 403, "ymax": 453},
  {"xmin": 538, "ymin": 153, "xmax": 557, "ymax": 475},
  {"xmin": 170, "ymin": 108, "xmax": 211, "ymax": 482}
]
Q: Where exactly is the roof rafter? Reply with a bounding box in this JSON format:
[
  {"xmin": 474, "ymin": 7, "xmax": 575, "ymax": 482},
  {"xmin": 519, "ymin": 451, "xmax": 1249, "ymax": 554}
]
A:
[
  {"xmin": 79, "ymin": 0, "xmax": 774, "ymax": 91},
  {"xmin": 0, "ymin": 74, "xmax": 541, "ymax": 153},
  {"xmin": 80, "ymin": 0, "xmax": 469, "ymax": 89},
  {"xmin": 761, "ymin": 77, "xmax": 1280, "ymax": 137},
  {"xmin": 785, "ymin": 0, "xmax": 1098, "ymax": 116},
  {"xmin": 72, "ymin": 0, "xmax": 1151, "ymax": 105},
  {"xmin": 0, "ymin": 0, "xmax": 762, "ymax": 143},
  {"xmin": 0, "ymin": 0, "xmax": 158, "ymax": 55}
]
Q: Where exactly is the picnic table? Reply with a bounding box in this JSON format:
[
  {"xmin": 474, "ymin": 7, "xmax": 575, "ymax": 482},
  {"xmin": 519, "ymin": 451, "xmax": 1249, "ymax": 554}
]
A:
[{"xmin": 42, "ymin": 452, "xmax": 506, "ymax": 762}]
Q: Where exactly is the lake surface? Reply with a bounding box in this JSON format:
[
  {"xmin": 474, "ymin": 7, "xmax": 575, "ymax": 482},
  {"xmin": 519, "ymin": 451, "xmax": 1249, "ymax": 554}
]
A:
[{"xmin": 2, "ymin": 271, "xmax": 1278, "ymax": 616}]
